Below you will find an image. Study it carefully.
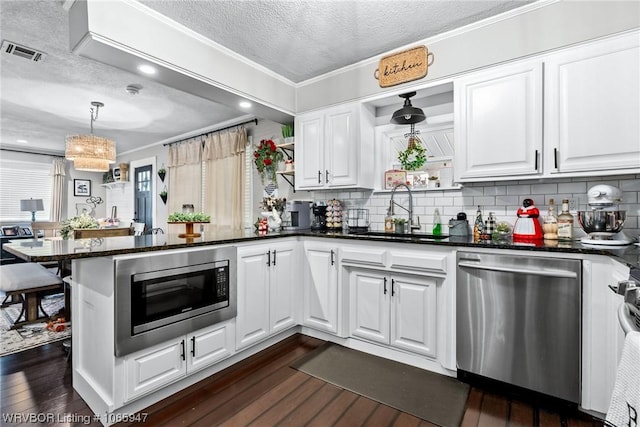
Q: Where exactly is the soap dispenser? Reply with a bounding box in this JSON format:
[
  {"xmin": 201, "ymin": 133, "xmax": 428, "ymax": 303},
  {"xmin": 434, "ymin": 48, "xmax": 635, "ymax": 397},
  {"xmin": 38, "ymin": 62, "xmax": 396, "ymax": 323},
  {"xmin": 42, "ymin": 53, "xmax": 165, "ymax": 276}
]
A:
[{"xmin": 432, "ymin": 208, "xmax": 442, "ymax": 236}]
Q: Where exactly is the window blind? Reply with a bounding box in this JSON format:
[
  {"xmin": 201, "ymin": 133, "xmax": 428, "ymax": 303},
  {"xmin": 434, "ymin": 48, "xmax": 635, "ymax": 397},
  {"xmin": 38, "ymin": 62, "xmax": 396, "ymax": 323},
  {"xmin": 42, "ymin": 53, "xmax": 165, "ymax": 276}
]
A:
[{"xmin": 0, "ymin": 159, "xmax": 52, "ymax": 222}]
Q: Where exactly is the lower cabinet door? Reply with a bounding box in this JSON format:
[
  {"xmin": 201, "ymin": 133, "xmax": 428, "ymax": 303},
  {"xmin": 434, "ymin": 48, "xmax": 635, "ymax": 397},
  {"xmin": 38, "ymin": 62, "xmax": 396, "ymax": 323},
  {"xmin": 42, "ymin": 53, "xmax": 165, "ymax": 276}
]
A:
[
  {"xmin": 236, "ymin": 247, "xmax": 270, "ymax": 350},
  {"xmin": 124, "ymin": 337, "xmax": 186, "ymax": 402},
  {"xmin": 187, "ymin": 322, "xmax": 233, "ymax": 373},
  {"xmin": 391, "ymin": 275, "xmax": 438, "ymax": 358},
  {"xmin": 349, "ymin": 270, "xmax": 389, "ymax": 344},
  {"xmin": 302, "ymin": 243, "xmax": 338, "ymax": 333},
  {"xmin": 269, "ymin": 242, "xmax": 297, "ymax": 334}
]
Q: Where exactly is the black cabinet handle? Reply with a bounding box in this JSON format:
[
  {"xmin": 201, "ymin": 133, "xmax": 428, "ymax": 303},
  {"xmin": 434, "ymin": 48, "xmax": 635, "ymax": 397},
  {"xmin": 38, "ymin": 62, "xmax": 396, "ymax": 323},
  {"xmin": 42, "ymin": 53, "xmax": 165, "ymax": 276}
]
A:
[
  {"xmin": 534, "ymin": 149, "xmax": 539, "ymax": 171},
  {"xmin": 318, "ymin": 170, "xmax": 322, "ymax": 184},
  {"xmin": 554, "ymin": 148, "xmax": 558, "ymax": 169},
  {"xmin": 391, "ymin": 279, "xmax": 396, "ymax": 297},
  {"xmin": 266, "ymin": 251, "xmax": 271, "ymax": 267},
  {"xmin": 191, "ymin": 336, "xmax": 196, "ymax": 357},
  {"xmin": 273, "ymin": 249, "xmax": 277, "ymax": 266},
  {"xmin": 180, "ymin": 340, "xmax": 186, "ymax": 361},
  {"xmin": 325, "ymin": 170, "xmax": 329, "ymax": 183},
  {"xmin": 330, "ymin": 250, "xmax": 335, "ymax": 266},
  {"xmin": 383, "ymin": 277, "xmax": 387, "ymax": 295}
]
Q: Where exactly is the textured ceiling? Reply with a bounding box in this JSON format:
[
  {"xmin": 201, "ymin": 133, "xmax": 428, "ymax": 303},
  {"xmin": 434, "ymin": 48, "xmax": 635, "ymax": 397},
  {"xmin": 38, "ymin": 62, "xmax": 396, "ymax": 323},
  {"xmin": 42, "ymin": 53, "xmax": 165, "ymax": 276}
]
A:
[
  {"xmin": 0, "ymin": 0, "xmax": 533, "ymax": 156},
  {"xmin": 140, "ymin": 0, "xmax": 533, "ymax": 83}
]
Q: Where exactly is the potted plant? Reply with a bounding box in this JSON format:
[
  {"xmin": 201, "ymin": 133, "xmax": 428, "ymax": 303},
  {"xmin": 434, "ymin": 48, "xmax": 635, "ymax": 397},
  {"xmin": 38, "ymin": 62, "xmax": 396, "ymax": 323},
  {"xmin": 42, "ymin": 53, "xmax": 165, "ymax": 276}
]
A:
[
  {"xmin": 254, "ymin": 139, "xmax": 284, "ymax": 185},
  {"xmin": 281, "ymin": 124, "xmax": 294, "ymax": 144},
  {"xmin": 159, "ymin": 187, "xmax": 167, "ymax": 204},
  {"xmin": 393, "ymin": 218, "xmax": 408, "ymax": 234},
  {"xmin": 157, "ymin": 164, "xmax": 166, "ymax": 182},
  {"xmin": 102, "ymin": 170, "xmax": 114, "ymax": 184},
  {"xmin": 59, "ymin": 213, "xmax": 99, "ymax": 240}
]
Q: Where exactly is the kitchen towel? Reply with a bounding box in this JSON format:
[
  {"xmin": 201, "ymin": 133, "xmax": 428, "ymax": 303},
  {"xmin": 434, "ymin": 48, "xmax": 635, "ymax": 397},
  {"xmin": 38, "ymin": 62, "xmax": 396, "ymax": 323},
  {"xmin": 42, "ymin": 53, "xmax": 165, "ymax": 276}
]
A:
[{"xmin": 606, "ymin": 331, "xmax": 640, "ymax": 427}]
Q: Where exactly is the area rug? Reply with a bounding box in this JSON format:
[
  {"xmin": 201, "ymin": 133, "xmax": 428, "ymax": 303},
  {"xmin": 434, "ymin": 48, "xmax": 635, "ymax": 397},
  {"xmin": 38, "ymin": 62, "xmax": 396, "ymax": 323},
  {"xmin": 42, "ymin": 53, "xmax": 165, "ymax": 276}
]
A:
[
  {"xmin": 291, "ymin": 342, "xmax": 470, "ymax": 427},
  {"xmin": 1, "ymin": 293, "xmax": 70, "ymax": 357}
]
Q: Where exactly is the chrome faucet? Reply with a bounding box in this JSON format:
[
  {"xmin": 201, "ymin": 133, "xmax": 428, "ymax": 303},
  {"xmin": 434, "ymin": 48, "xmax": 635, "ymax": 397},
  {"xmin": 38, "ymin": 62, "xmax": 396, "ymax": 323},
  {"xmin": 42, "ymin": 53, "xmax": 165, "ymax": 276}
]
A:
[{"xmin": 389, "ymin": 183, "xmax": 421, "ymax": 233}]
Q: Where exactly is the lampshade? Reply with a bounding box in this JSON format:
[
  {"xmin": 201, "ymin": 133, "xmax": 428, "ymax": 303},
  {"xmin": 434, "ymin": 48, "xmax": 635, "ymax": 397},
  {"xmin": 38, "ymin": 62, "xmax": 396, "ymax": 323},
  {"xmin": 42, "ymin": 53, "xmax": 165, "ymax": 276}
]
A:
[
  {"xmin": 390, "ymin": 92, "xmax": 426, "ymax": 125},
  {"xmin": 20, "ymin": 198, "xmax": 44, "ymax": 212},
  {"xmin": 65, "ymin": 101, "xmax": 117, "ymax": 172},
  {"xmin": 65, "ymin": 134, "xmax": 116, "ymax": 172},
  {"xmin": 20, "ymin": 198, "xmax": 44, "ymax": 222}
]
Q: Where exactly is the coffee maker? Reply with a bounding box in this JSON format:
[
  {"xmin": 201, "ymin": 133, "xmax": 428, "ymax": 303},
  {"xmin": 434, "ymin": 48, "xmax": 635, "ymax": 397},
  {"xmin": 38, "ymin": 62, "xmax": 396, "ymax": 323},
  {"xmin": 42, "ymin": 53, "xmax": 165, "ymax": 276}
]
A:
[
  {"xmin": 282, "ymin": 201, "xmax": 312, "ymax": 231},
  {"xmin": 311, "ymin": 202, "xmax": 328, "ymax": 232}
]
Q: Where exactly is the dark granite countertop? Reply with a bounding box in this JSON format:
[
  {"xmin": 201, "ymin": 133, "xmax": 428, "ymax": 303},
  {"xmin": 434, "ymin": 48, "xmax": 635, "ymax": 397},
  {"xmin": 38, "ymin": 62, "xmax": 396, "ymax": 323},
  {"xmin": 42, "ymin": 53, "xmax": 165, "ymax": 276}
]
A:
[{"xmin": 4, "ymin": 229, "xmax": 639, "ymax": 269}]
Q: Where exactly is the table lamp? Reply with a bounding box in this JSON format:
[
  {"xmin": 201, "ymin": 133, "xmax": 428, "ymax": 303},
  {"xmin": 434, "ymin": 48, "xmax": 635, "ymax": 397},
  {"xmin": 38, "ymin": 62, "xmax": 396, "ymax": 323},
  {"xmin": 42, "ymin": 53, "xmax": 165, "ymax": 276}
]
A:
[{"xmin": 20, "ymin": 198, "xmax": 44, "ymax": 222}]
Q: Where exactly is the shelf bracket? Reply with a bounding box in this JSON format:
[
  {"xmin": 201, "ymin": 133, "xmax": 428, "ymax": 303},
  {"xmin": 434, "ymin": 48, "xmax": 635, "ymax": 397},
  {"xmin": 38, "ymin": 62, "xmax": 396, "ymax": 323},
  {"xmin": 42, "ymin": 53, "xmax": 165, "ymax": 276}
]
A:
[{"xmin": 279, "ymin": 173, "xmax": 295, "ymax": 193}]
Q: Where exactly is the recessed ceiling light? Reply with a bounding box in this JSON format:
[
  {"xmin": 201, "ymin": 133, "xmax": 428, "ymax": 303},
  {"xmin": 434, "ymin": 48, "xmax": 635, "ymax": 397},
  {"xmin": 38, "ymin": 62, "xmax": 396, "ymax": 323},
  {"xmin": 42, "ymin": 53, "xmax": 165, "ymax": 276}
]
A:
[
  {"xmin": 239, "ymin": 101, "xmax": 252, "ymax": 109},
  {"xmin": 16, "ymin": 139, "xmax": 28, "ymax": 144},
  {"xmin": 138, "ymin": 64, "xmax": 157, "ymax": 75}
]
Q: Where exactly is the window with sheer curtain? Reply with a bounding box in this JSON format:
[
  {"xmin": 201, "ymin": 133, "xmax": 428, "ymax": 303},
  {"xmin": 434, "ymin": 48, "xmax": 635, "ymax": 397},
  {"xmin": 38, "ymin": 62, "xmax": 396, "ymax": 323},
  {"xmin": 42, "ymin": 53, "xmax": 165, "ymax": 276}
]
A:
[{"xmin": 0, "ymin": 159, "xmax": 53, "ymax": 222}]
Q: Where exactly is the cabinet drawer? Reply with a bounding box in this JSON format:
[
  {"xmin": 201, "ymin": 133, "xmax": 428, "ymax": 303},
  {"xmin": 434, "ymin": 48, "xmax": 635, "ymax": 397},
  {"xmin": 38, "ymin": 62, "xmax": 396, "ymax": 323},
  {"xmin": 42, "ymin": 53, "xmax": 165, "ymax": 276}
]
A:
[
  {"xmin": 388, "ymin": 250, "xmax": 448, "ymax": 274},
  {"xmin": 340, "ymin": 246, "xmax": 386, "ymax": 267}
]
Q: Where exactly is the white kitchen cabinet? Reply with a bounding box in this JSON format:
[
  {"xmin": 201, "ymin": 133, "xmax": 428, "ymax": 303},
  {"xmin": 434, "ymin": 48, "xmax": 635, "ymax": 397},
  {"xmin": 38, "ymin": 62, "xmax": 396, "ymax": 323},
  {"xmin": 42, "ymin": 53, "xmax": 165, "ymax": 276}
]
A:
[
  {"xmin": 349, "ymin": 270, "xmax": 437, "ymax": 358},
  {"xmin": 454, "ymin": 31, "xmax": 640, "ymax": 182},
  {"xmin": 544, "ymin": 31, "xmax": 640, "ymax": 174},
  {"xmin": 454, "ymin": 59, "xmax": 543, "ymax": 181},
  {"xmin": 302, "ymin": 240, "xmax": 339, "ymax": 333},
  {"xmin": 124, "ymin": 321, "xmax": 233, "ymax": 402},
  {"xmin": 295, "ymin": 102, "xmax": 374, "ymax": 190},
  {"xmin": 236, "ymin": 241, "xmax": 297, "ymax": 350}
]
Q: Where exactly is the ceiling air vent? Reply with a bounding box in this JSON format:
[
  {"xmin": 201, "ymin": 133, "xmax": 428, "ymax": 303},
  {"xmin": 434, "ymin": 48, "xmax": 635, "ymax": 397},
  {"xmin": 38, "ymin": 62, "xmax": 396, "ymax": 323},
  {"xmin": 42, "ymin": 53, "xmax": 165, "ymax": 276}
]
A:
[{"xmin": 1, "ymin": 40, "xmax": 46, "ymax": 62}]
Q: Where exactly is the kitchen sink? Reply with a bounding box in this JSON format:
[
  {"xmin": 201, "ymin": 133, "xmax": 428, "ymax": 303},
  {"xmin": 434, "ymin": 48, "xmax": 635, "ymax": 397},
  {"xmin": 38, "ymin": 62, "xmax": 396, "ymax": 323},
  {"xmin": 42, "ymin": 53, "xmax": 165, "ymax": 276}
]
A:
[{"xmin": 351, "ymin": 231, "xmax": 448, "ymax": 241}]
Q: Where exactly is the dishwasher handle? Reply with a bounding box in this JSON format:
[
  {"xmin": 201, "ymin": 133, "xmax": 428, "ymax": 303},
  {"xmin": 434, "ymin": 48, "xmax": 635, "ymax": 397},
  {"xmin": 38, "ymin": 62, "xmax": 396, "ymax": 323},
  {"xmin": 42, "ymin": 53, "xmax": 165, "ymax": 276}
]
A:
[{"xmin": 458, "ymin": 261, "xmax": 578, "ymax": 279}]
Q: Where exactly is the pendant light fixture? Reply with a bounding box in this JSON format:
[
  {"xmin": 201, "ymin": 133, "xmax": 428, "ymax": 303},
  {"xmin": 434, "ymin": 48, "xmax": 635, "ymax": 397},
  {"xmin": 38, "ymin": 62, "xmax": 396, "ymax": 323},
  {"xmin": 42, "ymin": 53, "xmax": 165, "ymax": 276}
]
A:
[
  {"xmin": 390, "ymin": 92, "xmax": 426, "ymax": 125},
  {"xmin": 65, "ymin": 101, "xmax": 116, "ymax": 172}
]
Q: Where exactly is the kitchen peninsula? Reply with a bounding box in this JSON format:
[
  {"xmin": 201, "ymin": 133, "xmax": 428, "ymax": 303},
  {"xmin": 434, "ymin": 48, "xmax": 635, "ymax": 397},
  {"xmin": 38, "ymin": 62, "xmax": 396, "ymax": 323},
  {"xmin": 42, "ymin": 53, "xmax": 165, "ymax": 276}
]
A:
[{"xmin": 4, "ymin": 232, "xmax": 638, "ymax": 424}]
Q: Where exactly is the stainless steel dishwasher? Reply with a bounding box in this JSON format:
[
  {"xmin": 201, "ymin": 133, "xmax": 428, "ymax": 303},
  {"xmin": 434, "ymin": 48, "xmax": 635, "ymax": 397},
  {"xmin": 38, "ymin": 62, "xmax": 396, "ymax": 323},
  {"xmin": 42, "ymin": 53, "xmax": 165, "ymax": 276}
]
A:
[{"xmin": 456, "ymin": 251, "xmax": 581, "ymax": 403}]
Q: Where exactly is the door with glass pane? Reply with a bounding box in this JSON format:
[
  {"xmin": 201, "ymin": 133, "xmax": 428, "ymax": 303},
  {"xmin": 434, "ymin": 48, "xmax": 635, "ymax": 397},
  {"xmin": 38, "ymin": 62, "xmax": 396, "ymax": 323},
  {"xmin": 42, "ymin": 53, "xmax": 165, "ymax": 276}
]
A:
[{"xmin": 134, "ymin": 165, "xmax": 152, "ymax": 231}]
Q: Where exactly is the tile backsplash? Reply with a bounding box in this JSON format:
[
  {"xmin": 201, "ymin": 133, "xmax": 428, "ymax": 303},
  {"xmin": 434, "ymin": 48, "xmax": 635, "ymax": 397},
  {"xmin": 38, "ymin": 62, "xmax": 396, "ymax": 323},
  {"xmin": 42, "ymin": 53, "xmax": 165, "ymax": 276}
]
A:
[{"xmin": 312, "ymin": 174, "xmax": 640, "ymax": 241}]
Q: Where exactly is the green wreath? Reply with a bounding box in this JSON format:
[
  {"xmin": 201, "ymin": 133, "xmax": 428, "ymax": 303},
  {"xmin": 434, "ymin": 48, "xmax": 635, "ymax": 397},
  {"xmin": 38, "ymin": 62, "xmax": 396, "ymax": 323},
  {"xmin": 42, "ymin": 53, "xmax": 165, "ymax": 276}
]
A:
[{"xmin": 397, "ymin": 138, "xmax": 426, "ymax": 171}]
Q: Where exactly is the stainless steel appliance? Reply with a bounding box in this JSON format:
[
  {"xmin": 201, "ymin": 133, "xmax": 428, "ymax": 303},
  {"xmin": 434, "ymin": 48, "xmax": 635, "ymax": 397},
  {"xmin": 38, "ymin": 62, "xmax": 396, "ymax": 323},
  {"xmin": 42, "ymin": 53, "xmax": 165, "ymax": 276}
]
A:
[
  {"xmin": 311, "ymin": 203, "xmax": 328, "ymax": 231},
  {"xmin": 578, "ymin": 184, "xmax": 631, "ymax": 245},
  {"xmin": 457, "ymin": 252, "xmax": 581, "ymax": 403},
  {"xmin": 115, "ymin": 246, "xmax": 236, "ymax": 356},
  {"xmin": 282, "ymin": 200, "xmax": 312, "ymax": 231}
]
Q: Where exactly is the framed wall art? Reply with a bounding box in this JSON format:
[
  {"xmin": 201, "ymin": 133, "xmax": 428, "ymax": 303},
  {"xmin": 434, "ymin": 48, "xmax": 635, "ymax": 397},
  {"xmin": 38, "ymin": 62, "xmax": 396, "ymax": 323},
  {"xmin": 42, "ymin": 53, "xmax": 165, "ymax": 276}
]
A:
[{"xmin": 74, "ymin": 179, "xmax": 91, "ymax": 197}]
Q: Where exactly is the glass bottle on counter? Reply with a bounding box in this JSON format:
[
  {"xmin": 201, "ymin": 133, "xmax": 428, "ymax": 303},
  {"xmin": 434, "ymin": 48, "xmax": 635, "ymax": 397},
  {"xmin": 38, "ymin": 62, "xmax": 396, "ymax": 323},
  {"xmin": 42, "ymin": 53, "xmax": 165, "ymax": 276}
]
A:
[
  {"xmin": 384, "ymin": 208, "xmax": 395, "ymax": 233},
  {"xmin": 543, "ymin": 199, "xmax": 558, "ymax": 240},
  {"xmin": 557, "ymin": 199, "xmax": 574, "ymax": 241},
  {"xmin": 432, "ymin": 208, "xmax": 442, "ymax": 236},
  {"xmin": 473, "ymin": 206, "xmax": 484, "ymax": 241}
]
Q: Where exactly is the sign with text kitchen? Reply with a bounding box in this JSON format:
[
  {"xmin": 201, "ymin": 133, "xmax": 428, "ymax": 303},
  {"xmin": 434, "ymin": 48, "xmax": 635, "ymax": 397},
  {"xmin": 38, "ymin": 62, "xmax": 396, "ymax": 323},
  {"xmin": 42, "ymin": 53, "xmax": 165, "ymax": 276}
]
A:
[{"xmin": 375, "ymin": 46, "xmax": 434, "ymax": 88}]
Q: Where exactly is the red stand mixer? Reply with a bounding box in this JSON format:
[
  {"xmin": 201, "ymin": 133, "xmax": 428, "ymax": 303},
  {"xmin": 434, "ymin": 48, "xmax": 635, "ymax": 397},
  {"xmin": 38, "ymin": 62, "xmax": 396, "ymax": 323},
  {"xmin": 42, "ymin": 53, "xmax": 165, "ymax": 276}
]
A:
[{"xmin": 513, "ymin": 198, "xmax": 544, "ymax": 242}]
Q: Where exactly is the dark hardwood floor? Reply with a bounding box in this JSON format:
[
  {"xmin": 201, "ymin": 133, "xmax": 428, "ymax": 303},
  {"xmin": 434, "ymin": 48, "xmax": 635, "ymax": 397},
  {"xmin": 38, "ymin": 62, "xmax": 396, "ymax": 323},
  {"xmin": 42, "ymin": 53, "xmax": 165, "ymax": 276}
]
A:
[{"xmin": 1, "ymin": 334, "xmax": 603, "ymax": 426}]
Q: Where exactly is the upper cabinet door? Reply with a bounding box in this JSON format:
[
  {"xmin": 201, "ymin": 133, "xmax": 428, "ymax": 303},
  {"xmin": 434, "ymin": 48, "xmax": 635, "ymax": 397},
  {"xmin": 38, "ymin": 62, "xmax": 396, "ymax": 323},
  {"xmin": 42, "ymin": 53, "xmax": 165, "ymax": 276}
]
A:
[
  {"xmin": 325, "ymin": 104, "xmax": 358, "ymax": 187},
  {"xmin": 296, "ymin": 112, "xmax": 325, "ymax": 189},
  {"xmin": 454, "ymin": 60, "xmax": 543, "ymax": 181},
  {"xmin": 544, "ymin": 31, "xmax": 640, "ymax": 174}
]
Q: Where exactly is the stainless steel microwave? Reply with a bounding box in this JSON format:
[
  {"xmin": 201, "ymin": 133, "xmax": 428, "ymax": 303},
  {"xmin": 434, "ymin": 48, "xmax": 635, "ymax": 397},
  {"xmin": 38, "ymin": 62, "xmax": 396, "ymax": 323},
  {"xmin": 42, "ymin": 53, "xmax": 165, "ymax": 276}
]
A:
[{"xmin": 114, "ymin": 246, "xmax": 236, "ymax": 356}]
